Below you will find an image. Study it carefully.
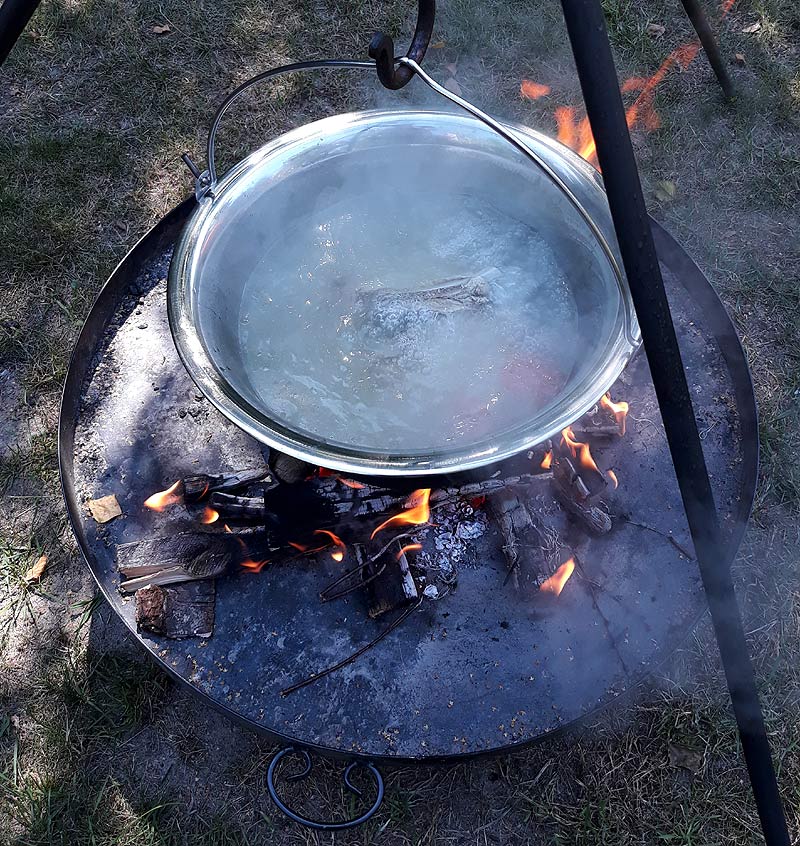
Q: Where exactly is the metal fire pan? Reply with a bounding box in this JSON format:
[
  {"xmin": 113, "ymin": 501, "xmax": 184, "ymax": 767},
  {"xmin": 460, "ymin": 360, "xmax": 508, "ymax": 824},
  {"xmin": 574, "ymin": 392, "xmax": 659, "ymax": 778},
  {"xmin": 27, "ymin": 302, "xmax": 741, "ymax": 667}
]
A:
[{"xmin": 58, "ymin": 199, "xmax": 758, "ymax": 764}]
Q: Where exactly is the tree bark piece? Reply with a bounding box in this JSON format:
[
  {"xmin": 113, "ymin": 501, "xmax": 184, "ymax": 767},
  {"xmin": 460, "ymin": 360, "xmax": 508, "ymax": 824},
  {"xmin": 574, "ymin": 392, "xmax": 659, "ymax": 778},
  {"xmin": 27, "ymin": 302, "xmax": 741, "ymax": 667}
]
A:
[{"xmin": 135, "ymin": 581, "xmax": 216, "ymax": 638}]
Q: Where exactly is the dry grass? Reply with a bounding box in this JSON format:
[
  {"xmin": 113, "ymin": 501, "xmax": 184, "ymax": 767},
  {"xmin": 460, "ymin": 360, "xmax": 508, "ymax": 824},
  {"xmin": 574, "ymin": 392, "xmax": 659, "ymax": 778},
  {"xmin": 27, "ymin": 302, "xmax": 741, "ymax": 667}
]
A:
[{"xmin": 1, "ymin": 0, "xmax": 799, "ymax": 843}]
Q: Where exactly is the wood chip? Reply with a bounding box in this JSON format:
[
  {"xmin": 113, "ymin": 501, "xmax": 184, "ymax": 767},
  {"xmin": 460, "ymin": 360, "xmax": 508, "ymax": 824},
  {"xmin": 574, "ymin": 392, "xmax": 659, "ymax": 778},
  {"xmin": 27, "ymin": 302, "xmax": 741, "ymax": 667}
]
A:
[
  {"xmin": 733, "ymin": 52, "xmax": 746, "ymax": 65},
  {"xmin": 742, "ymin": 21, "xmax": 761, "ymax": 33},
  {"xmin": 24, "ymin": 554, "xmax": 48, "ymax": 584},
  {"xmin": 152, "ymin": 23, "xmax": 171, "ymax": 34},
  {"xmin": 87, "ymin": 494, "xmax": 122, "ymax": 523}
]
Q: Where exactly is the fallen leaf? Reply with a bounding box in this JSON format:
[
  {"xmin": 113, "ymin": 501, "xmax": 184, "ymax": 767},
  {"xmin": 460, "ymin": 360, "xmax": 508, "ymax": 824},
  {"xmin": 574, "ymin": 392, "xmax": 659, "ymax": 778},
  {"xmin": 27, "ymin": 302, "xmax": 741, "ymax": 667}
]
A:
[
  {"xmin": 152, "ymin": 23, "xmax": 171, "ymax": 34},
  {"xmin": 431, "ymin": 41, "xmax": 446, "ymax": 49},
  {"xmin": 444, "ymin": 78, "xmax": 462, "ymax": 97},
  {"xmin": 742, "ymin": 21, "xmax": 761, "ymax": 33},
  {"xmin": 88, "ymin": 494, "xmax": 122, "ymax": 523},
  {"xmin": 655, "ymin": 179, "xmax": 677, "ymax": 202},
  {"xmin": 733, "ymin": 52, "xmax": 746, "ymax": 65},
  {"xmin": 24, "ymin": 554, "xmax": 48, "ymax": 584},
  {"xmin": 646, "ymin": 22, "xmax": 666, "ymax": 38},
  {"xmin": 668, "ymin": 742, "xmax": 703, "ymax": 773}
]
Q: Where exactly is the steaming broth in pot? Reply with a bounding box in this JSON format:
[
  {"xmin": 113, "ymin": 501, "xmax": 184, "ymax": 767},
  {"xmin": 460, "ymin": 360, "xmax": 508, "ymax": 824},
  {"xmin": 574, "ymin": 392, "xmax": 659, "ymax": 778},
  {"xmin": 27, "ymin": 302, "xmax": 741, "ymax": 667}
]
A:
[{"xmin": 237, "ymin": 193, "xmax": 581, "ymax": 452}]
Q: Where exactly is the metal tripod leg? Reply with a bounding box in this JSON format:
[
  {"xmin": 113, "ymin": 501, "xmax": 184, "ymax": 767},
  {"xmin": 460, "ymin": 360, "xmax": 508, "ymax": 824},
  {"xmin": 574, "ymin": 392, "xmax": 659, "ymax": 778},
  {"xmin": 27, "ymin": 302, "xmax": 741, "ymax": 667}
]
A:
[
  {"xmin": 559, "ymin": 1, "xmax": 786, "ymax": 843},
  {"xmin": 679, "ymin": 0, "xmax": 734, "ymax": 97},
  {"xmin": 0, "ymin": 0, "xmax": 43, "ymax": 67}
]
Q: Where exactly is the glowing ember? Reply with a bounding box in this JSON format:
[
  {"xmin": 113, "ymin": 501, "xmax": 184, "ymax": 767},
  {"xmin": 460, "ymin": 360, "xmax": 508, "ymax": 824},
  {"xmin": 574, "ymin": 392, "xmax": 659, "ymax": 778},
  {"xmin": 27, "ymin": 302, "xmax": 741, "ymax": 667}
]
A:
[
  {"xmin": 600, "ymin": 392, "xmax": 630, "ymax": 436},
  {"xmin": 371, "ymin": 488, "xmax": 432, "ymax": 540},
  {"xmin": 561, "ymin": 426, "xmax": 600, "ymax": 474},
  {"xmin": 541, "ymin": 450, "xmax": 553, "ymax": 470},
  {"xmin": 608, "ymin": 469, "xmax": 619, "ymax": 489},
  {"xmin": 338, "ymin": 477, "xmax": 365, "ymax": 490},
  {"xmin": 144, "ymin": 479, "xmax": 183, "ymax": 512},
  {"xmin": 318, "ymin": 467, "xmax": 365, "ymax": 489},
  {"xmin": 200, "ymin": 507, "xmax": 219, "ymax": 524},
  {"xmin": 314, "ymin": 529, "xmax": 346, "ymax": 562},
  {"xmin": 520, "ymin": 80, "xmax": 550, "ymax": 100},
  {"xmin": 396, "ymin": 543, "xmax": 422, "ymax": 560},
  {"xmin": 539, "ymin": 557, "xmax": 575, "ymax": 597}
]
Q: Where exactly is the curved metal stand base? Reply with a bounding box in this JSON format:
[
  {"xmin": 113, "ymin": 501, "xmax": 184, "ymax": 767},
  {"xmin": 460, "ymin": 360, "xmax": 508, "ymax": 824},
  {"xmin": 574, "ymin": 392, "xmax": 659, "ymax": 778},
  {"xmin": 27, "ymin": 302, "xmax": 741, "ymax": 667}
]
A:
[{"xmin": 267, "ymin": 747, "xmax": 384, "ymax": 830}]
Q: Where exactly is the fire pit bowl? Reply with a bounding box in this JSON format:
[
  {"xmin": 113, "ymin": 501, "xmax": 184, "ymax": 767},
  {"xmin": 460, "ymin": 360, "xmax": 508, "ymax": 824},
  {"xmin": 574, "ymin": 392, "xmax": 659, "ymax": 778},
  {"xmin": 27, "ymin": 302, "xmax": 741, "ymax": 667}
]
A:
[{"xmin": 169, "ymin": 64, "xmax": 641, "ymax": 477}]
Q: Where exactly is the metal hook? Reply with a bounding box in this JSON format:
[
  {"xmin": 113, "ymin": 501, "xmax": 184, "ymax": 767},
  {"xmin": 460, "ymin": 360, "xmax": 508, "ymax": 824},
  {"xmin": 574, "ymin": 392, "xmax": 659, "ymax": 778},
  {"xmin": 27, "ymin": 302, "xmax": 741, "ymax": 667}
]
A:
[{"xmin": 369, "ymin": 0, "xmax": 435, "ymax": 90}]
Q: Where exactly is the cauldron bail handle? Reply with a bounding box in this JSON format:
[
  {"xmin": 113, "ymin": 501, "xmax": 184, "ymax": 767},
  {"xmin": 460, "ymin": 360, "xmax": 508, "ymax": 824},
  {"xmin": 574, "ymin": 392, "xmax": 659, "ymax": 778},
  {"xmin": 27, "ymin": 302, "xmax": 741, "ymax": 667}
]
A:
[
  {"xmin": 368, "ymin": 0, "xmax": 436, "ymax": 90},
  {"xmin": 187, "ymin": 55, "xmax": 638, "ymax": 347}
]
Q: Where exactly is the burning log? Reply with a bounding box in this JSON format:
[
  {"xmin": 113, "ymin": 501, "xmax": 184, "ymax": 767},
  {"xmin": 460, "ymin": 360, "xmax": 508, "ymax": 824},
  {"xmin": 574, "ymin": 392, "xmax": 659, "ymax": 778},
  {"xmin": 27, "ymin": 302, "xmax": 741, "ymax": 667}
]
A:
[
  {"xmin": 144, "ymin": 468, "xmax": 274, "ymax": 511},
  {"xmin": 180, "ymin": 468, "xmax": 276, "ymax": 502},
  {"xmin": 117, "ymin": 532, "xmax": 246, "ymax": 592},
  {"xmin": 552, "ymin": 454, "xmax": 612, "ymax": 535},
  {"xmin": 209, "ymin": 492, "xmax": 268, "ymax": 521},
  {"xmin": 357, "ymin": 542, "xmax": 419, "ymax": 619},
  {"xmin": 213, "ymin": 474, "xmax": 553, "ymax": 526},
  {"xmin": 356, "ymin": 269, "xmax": 496, "ymax": 318},
  {"xmin": 135, "ymin": 581, "xmax": 216, "ymax": 638}
]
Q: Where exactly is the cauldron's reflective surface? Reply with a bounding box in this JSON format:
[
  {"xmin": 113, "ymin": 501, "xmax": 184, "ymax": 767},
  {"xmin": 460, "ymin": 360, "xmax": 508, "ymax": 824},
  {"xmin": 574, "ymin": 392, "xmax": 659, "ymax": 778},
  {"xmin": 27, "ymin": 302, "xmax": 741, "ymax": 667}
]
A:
[{"xmin": 169, "ymin": 110, "xmax": 640, "ymax": 475}]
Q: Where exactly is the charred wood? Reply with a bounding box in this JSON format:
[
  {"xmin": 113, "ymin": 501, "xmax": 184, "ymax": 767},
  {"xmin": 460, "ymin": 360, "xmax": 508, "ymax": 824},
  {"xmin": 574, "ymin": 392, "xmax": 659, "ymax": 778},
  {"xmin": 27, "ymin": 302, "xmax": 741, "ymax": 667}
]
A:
[
  {"xmin": 135, "ymin": 581, "xmax": 216, "ymax": 638},
  {"xmin": 117, "ymin": 531, "xmax": 271, "ymax": 592},
  {"xmin": 487, "ymin": 490, "xmax": 546, "ymax": 589},
  {"xmin": 552, "ymin": 456, "xmax": 612, "ymax": 535},
  {"xmin": 181, "ymin": 467, "xmax": 275, "ymax": 503},
  {"xmin": 359, "ymin": 541, "xmax": 419, "ymax": 618}
]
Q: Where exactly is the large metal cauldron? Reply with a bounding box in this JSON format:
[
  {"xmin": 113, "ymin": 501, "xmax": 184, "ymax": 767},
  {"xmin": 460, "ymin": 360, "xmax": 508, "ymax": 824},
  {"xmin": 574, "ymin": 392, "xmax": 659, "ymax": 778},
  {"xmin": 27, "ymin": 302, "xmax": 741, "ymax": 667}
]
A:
[{"xmin": 168, "ymin": 60, "xmax": 641, "ymax": 476}]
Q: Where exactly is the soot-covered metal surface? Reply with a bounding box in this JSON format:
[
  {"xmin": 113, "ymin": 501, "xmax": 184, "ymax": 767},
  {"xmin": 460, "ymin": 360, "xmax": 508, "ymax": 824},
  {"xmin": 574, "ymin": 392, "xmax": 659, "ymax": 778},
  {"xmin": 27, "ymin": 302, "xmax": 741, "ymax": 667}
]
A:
[{"xmin": 60, "ymin": 200, "xmax": 757, "ymax": 761}]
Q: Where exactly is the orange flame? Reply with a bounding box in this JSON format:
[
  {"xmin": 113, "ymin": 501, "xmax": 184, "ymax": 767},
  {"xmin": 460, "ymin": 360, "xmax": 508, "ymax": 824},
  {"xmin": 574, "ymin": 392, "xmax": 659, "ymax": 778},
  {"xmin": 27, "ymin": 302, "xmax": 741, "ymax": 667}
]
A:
[
  {"xmin": 520, "ymin": 80, "xmax": 550, "ymax": 100},
  {"xmin": 525, "ymin": 25, "xmax": 731, "ymax": 168},
  {"xmin": 231, "ymin": 533, "xmax": 268, "ymax": 573},
  {"xmin": 289, "ymin": 541, "xmax": 320, "ymax": 553},
  {"xmin": 371, "ymin": 489, "xmax": 432, "ymax": 540},
  {"xmin": 314, "ymin": 529, "xmax": 346, "ymax": 562},
  {"xmin": 144, "ymin": 479, "xmax": 183, "ymax": 512},
  {"xmin": 561, "ymin": 427, "xmax": 600, "ymax": 475},
  {"xmin": 200, "ymin": 507, "xmax": 219, "ymax": 524},
  {"xmin": 396, "ymin": 543, "xmax": 422, "ymax": 560},
  {"xmin": 600, "ymin": 392, "xmax": 630, "ymax": 436},
  {"xmin": 539, "ymin": 557, "xmax": 576, "ymax": 597},
  {"xmin": 240, "ymin": 557, "xmax": 269, "ymax": 573},
  {"xmin": 608, "ymin": 469, "xmax": 619, "ymax": 489},
  {"xmin": 541, "ymin": 450, "xmax": 553, "ymax": 470}
]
